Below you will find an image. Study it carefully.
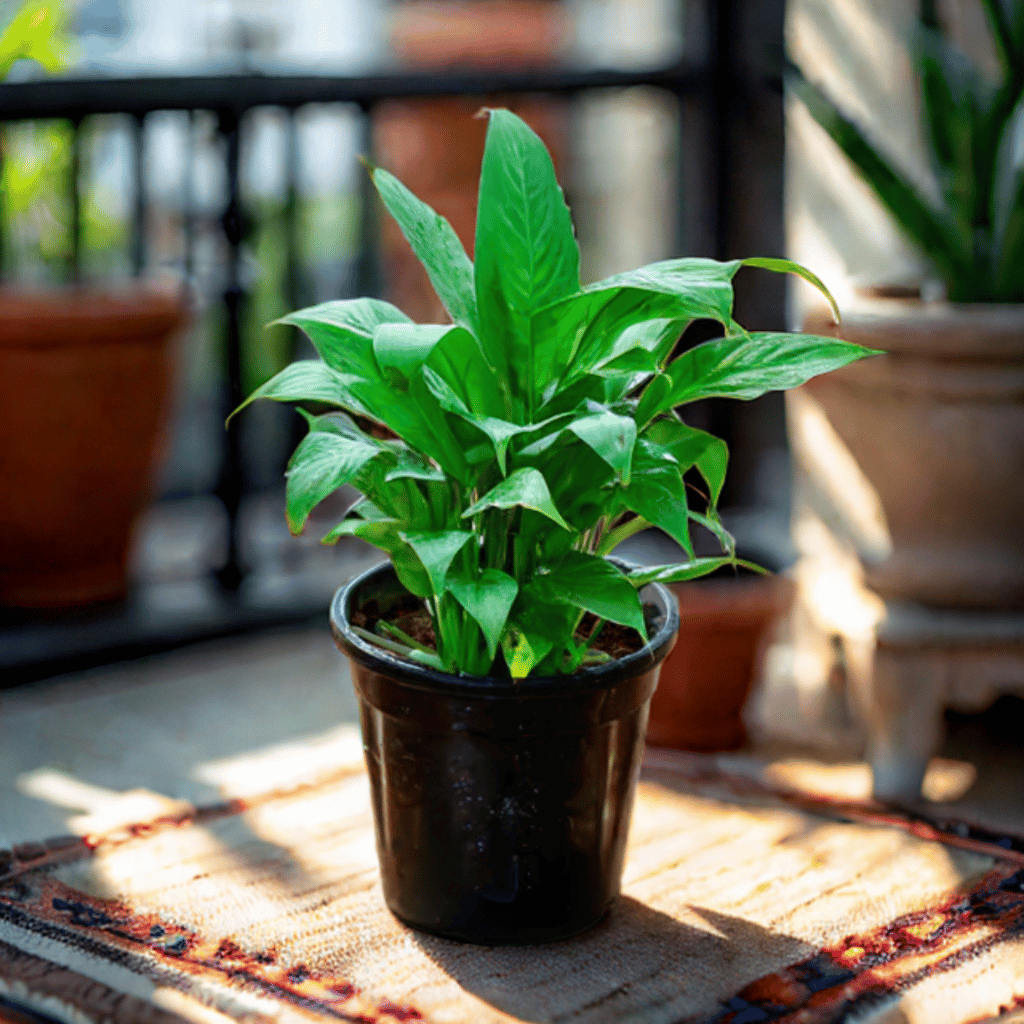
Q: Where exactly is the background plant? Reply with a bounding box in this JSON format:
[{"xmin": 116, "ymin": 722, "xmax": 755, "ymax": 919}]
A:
[
  {"xmin": 237, "ymin": 109, "xmax": 876, "ymax": 678},
  {"xmin": 790, "ymin": 0, "xmax": 1024, "ymax": 302}
]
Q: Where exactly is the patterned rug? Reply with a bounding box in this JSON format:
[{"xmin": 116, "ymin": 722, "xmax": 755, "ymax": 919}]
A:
[{"xmin": 1, "ymin": 745, "xmax": 1022, "ymax": 1024}]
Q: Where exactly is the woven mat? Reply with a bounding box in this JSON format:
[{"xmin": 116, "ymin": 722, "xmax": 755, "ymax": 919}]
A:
[{"xmin": 2, "ymin": 743, "xmax": 1023, "ymax": 1024}]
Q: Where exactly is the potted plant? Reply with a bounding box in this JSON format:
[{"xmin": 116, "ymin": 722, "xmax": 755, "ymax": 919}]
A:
[
  {"xmin": 235, "ymin": 109, "xmax": 875, "ymax": 944},
  {"xmin": 789, "ymin": 0, "xmax": 1024, "ymax": 608},
  {"xmin": 0, "ymin": 0, "xmax": 189, "ymax": 608}
]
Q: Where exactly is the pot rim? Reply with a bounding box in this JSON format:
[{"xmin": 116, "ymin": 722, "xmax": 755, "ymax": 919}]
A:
[{"xmin": 330, "ymin": 558, "xmax": 679, "ymax": 699}]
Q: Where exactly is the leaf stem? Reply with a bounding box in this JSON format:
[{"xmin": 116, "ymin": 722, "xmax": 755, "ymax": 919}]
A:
[{"xmin": 596, "ymin": 515, "xmax": 651, "ymax": 556}]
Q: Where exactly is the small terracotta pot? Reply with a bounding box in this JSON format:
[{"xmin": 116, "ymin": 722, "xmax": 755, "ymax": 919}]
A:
[
  {"xmin": 0, "ymin": 288, "xmax": 187, "ymax": 608},
  {"xmin": 646, "ymin": 573, "xmax": 795, "ymax": 752}
]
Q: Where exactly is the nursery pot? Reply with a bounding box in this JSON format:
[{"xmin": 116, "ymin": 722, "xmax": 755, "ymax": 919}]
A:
[
  {"xmin": 0, "ymin": 288, "xmax": 187, "ymax": 607},
  {"xmin": 330, "ymin": 560, "xmax": 678, "ymax": 945}
]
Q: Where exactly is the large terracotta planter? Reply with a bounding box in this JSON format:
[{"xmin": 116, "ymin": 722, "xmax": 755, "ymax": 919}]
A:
[
  {"xmin": 646, "ymin": 572, "xmax": 795, "ymax": 752},
  {"xmin": 800, "ymin": 300, "xmax": 1024, "ymax": 610},
  {"xmin": 0, "ymin": 288, "xmax": 187, "ymax": 608}
]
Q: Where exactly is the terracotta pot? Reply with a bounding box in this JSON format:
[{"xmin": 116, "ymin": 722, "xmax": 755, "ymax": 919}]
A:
[
  {"xmin": 0, "ymin": 288, "xmax": 187, "ymax": 608},
  {"xmin": 376, "ymin": 0, "xmax": 565, "ymax": 322},
  {"xmin": 646, "ymin": 572, "xmax": 795, "ymax": 752},
  {"xmin": 800, "ymin": 300, "xmax": 1024, "ymax": 609}
]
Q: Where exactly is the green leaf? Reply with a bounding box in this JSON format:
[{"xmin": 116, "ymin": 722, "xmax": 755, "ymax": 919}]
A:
[
  {"xmin": 373, "ymin": 323, "xmax": 452, "ymax": 384},
  {"xmin": 628, "ymin": 557, "xmax": 767, "ymax": 586},
  {"xmin": 446, "ymin": 568, "xmax": 518, "ymax": 660},
  {"xmin": 620, "ymin": 440, "xmax": 693, "ymax": 557},
  {"xmin": 474, "ymin": 109, "xmax": 581, "ymax": 417},
  {"xmin": 663, "ymin": 332, "xmax": 880, "ymax": 410},
  {"xmin": 991, "ymin": 95, "xmax": 1024, "ymax": 299},
  {"xmin": 462, "ymin": 467, "xmax": 573, "ymax": 530},
  {"xmin": 644, "ymin": 418, "xmax": 729, "ymax": 506},
  {"xmin": 277, "ymin": 298, "xmax": 412, "ymax": 378},
  {"xmin": 501, "ymin": 627, "xmax": 551, "ymax": 679},
  {"xmin": 567, "ymin": 405, "xmax": 637, "ymax": 484},
  {"xmin": 401, "ymin": 530, "xmax": 474, "ymax": 597},
  {"xmin": 537, "ymin": 552, "xmax": 646, "ymax": 635},
  {"xmin": 424, "ymin": 320, "xmax": 510, "ymax": 420},
  {"xmin": 371, "ymin": 167, "xmax": 478, "ymax": 332},
  {"xmin": 740, "ymin": 258, "xmax": 840, "ymax": 323},
  {"xmin": 230, "ymin": 361, "xmax": 371, "ymax": 422}
]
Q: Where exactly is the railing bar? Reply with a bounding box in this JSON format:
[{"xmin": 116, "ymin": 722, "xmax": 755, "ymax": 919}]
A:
[
  {"xmin": 0, "ymin": 64, "xmax": 711, "ymax": 122},
  {"xmin": 183, "ymin": 110, "xmax": 195, "ymax": 286},
  {"xmin": 284, "ymin": 107, "xmax": 300, "ymax": 314},
  {"xmin": 215, "ymin": 109, "xmax": 246, "ymax": 595},
  {"xmin": 354, "ymin": 103, "xmax": 380, "ymax": 300}
]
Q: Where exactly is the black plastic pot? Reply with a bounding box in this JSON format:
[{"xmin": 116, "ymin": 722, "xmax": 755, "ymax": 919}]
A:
[{"xmin": 330, "ymin": 560, "xmax": 678, "ymax": 945}]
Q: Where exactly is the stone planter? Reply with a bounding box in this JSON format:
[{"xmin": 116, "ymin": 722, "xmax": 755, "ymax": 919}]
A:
[
  {"xmin": 800, "ymin": 299, "xmax": 1024, "ymax": 610},
  {"xmin": 0, "ymin": 288, "xmax": 187, "ymax": 607}
]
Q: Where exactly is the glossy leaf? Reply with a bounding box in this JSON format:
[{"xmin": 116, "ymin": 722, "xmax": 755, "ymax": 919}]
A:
[
  {"xmin": 277, "ymin": 298, "xmax": 412, "ymax": 378},
  {"xmin": 664, "ymin": 332, "xmax": 881, "ymax": 409},
  {"xmin": 628, "ymin": 557, "xmax": 766, "ymax": 586},
  {"xmin": 285, "ymin": 431, "xmax": 380, "ymax": 534},
  {"xmin": 537, "ymin": 552, "xmax": 646, "ymax": 635},
  {"xmin": 620, "ymin": 440, "xmax": 693, "ymax": 557},
  {"xmin": 644, "ymin": 417, "xmax": 729, "ymax": 506},
  {"xmin": 372, "ymin": 167, "xmax": 478, "ymax": 332},
  {"xmin": 474, "ymin": 109, "xmax": 580, "ymax": 416},
  {"xmin": 567, "ymin": 405, "xmax": 637, "ymax": 484},
  {"xmin": 401, "ymin": 530, "xmax": 474, "ymax": 597},
  {"xmin": 463, "ymin": 467, "xmax": 572, "ymax": 530},
  {"xmin": 231, "ymin": 361, "xmax": 371, "ymax": 422},
  {"xmin": 373, "ymin": 323, "xmax": 452, "ymax": 384},
  {"xmin": 447, "ymin": 567, "xmax": 518, "ymax": 660}
]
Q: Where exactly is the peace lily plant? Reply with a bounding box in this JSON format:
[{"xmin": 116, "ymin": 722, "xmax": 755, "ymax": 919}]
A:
[{"xmin": 236, "ymin": 109, "xmax": 877, "ymax": 680}]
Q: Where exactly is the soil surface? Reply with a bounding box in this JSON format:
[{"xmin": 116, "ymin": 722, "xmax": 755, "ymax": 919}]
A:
[{"xmin": 351, "ymin": 598, "xmax": 646, "ymax": 672}]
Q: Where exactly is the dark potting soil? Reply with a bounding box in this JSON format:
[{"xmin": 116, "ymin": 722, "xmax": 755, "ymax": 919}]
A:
[{"xmin": 351, "ymin": 598, "xmax": 646, "ymax": 670}]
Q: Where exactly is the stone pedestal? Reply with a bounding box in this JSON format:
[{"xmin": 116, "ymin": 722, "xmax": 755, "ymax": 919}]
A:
[{"xmin": 863, "ymin": 603, "xmax": 1024, "ymax": 801}]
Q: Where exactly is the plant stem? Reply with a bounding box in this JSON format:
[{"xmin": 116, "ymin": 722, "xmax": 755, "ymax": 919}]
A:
[
  {"xmin": 378, "ymin": 620, "xmax": 434, "ymax": 654},
  {"xmin": 597, "ymin": 515, "xmax": 651, "ymax": 556}
]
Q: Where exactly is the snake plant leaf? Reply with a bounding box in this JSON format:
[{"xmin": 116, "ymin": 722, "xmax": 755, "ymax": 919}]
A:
[
  {"xmin": 371, "ymin": 167, "xmax": 478, "ymax": 333},
  {"xmin": 474, "ymin": 109, "xmax": 580, "ymax": 418},
  {"xmin": 231, "ymin": 361, "xmax": 371, "ymax": 422},
  {"xmin": 619, "ymin": 440, "xmax": 693, "ymax": 557},
  {"xmin": 663, "ymin": 332, "xmax": 881, "ymax": 410},
  {"xmin": 790, "ymin": 71, "xmax": 977, "ymax": 293},
  {"xmin": 628, "ymin": 557, "xmax": 765, "ymax": 586},
  {"xmin": 566, "ymin": 405, "xmax": 637, "ymax": 484},
  {"xmin": 446, "ymin": 567, "xmax": 518, "ymax": 660},
  {"xmin": 277, "ymin": 298, "xmax": 412, "ymax": 379},
  {"xmin": 401, "ymin": 530, "xmax": 474, "ymax": 597},
  {"xmin": 285, "ymin": 430, "xmax": 381, "ymax": 535},
  {"xmin": 991, "ymin": 95, "xmax": 1024, "ymax": 298},
  {"xmin": 463, "ymin": 467, "xmax": 572, "ymax": 530},
  {"xmin": 536, "ymin": 552, "xmax": 646, "ymax": 635}
]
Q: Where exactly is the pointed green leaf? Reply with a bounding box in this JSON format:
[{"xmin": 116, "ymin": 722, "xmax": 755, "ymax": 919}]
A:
[
  {"xmin": 231, "ymin": 361, "xmax": 371, "ymax": 421},
  {"xmin": 501, "ymin": 627, "xmax": 550, "ymax": 679},
  {"xmin": 620, "ymin": 440, "xmax": 693, "ymax": 557},
  {"xmin": 538, "ymin": 552, "xmax": 646, "ymax": 635},
  {"xmin": 285, "ymin": 431, "xmax": 380, "ymax": 535},
  {"xmin": 644, "ymin": 418, "xmax": 729, "ymax": 506},
  {"xmin": 425, "ymin": 321, "xmax": 511, "ymax": 420},
  {"xmin": 628, "ymin": 557, "xmax": 767, "ymax": 586},
  {"xmin": 277, "ymin": 298, "xmax": 412, "ymax": 378},
  {"xmin": 663, "ymin": 332, "xmax": 881, "ymax": 410},
  {"xmin": 567, "ymin": 406, "xmax": 637, "ymax": 484},
  {"xmin": 401, "ymin": 530, "xmax": 474, "ymax": 597},
  {"xmin": 740, "ymin": 258, "xmax": 840, "ymax": 322},
  {"xmin": 475, "ymin": 109, "xmax": 580, "ymax": 416},
  {"xmin": 447, "ymin": 568, "xmax": 518, "ymax": 660},
  {"xmin": 462, "ymin": 467, "xmax": 572, "ymax": 530},
  {"xmin": 372, "ymin": 167, "xmax": 478, "ymax": 332}
]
